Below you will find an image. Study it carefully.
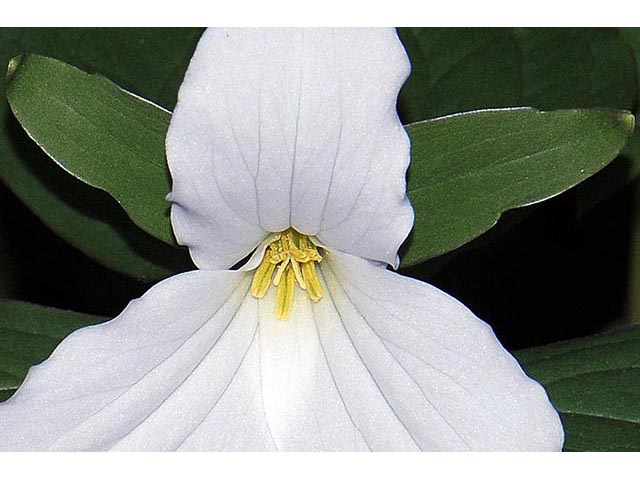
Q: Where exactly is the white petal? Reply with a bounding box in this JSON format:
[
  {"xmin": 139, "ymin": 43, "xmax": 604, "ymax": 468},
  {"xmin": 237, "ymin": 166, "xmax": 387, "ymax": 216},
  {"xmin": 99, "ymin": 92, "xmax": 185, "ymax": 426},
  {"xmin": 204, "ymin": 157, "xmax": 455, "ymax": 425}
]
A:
[
  {"xmin": 0, "ymin": 270, "xmax": 276, "ymax": 451},
  {"xmin": 0, "ymin": 256, "xmax": 560, "ymax": 451},
  {"xmin": 234, "ymin": 249, "xmax": 563, "ymax": 451},
  {"xmin": 167, "ymin": 28, "xmax": 413, "ymax": 269},
  {"xmin": 316, "ymin": 251, "xmax": 564, "ymax": 451},
  {"xmin": 257, "ymin": 286, "xmax": 371, "ymax": 451}
]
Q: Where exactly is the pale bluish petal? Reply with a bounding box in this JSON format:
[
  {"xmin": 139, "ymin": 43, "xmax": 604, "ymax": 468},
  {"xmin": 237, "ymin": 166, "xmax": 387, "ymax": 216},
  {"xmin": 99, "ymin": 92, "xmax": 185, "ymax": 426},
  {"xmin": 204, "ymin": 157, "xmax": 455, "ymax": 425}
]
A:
[
  {"xmin": 315, "ymin": 251, "xmax": 564, "ymax": 451},
  {"xmin": 0, "ymin": 270, "xmax": 276, "ymax": 452},
  {"xmin": 167, "ymin": 28, "xmax": 413, "ymax": 269}
]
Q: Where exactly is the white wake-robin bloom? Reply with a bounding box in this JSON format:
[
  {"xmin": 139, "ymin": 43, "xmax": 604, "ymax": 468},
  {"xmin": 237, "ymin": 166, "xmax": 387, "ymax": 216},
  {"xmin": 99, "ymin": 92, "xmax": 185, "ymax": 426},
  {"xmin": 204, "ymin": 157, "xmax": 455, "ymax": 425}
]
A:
[{"xmin": 0, "ymin": 28, "xmax": 564, "ymax": 451}]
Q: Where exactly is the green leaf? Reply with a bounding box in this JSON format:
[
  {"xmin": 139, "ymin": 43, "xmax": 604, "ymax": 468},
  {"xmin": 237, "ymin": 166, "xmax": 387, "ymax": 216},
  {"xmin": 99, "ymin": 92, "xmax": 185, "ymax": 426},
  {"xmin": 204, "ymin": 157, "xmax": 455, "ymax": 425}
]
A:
[
  {"xmin": 573, "ymin": 28, "xmax": 640, "ymax": 213},
  {"xmin": 398, "ymin": 28, "xmax": 637, "ymax": 124},
  {"xmin": 398, "ymin": 28, "xmax": 522, "ymax": 123},
  {"xmin": 514, "ymin": 28, "xmax": 637, "ymax": 111},
  {"xmin": 0, "ymin": 28, "xmax": 202, "ymax": 117},
  {"xmin": 0, "ymin": 28, "xmax": 200, "ymax": 281},
  {"xmin": 397, "ymin": 28, "xmax": 639, "ymax": 253},
  {"xmin": 401, "ymin": 108, "xmax": 635, "ymax": 267},
  {"xmin": 619, "ymin": 28, "xmax": 640, "ymax": 177},
  {"xmin": 522, "ymin": 28, "xmax": 640, "ymax": 217},
  {"xmin": 575, "ymin": 127, "xmax": 640, "ymax": 219},
  {"xmin": 6, "ymin": 53, "xmax": 175, "ymax": 246},
  {"xmin": 0, "ymin": 300, "xmax": 106, "ymax": 402},
  {"xmin": 516, "ymin": 326, "xmax": 640, "ymax": 451},
  {"xmin": 2, "ymin": 144, "xmax": 193, "ymax": 282}
]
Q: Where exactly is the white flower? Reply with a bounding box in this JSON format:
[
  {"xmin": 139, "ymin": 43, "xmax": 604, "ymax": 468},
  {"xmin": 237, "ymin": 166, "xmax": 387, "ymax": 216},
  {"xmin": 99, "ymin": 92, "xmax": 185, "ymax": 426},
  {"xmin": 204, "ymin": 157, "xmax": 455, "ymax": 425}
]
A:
[{"xmin": 0, "ymin": 28, "xmax": 563, "ymax": 451}]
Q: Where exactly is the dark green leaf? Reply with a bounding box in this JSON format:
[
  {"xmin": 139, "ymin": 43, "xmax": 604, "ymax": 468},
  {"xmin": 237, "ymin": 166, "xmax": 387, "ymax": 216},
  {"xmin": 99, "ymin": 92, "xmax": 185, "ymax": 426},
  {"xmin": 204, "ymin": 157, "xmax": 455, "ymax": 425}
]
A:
[
  {"xmin": 2, "ymin": 143, "xmax": 193, "ymax": 282},
  {"xmin": 516, "ymin": 326, "xmax": 640, "ymax": 451},
  {"xmin": 397, "ymin": 28, "xmax": 639, "ymax": 253},
  {"xmin": 0, "ymin": 300, "xmax": 106, "ymax": 401},
  {"xmin": 619, "ymin": 28, "xmax": 640, "ymax": 176},
  {"xmin": 0, "ymin": 28, "xmax": 200, "ymax": 281},
  {"xmin": 573, "ymin": 28, "xmax": 640, "ymax": 215},
  {"xmin": 521, "ymin": 28, "xmax": 640, "ymax": 217},
  {"xmin": 6, "ymin": 53, "xmax": 175, "ymax": 246},
  {"xmin": 398, "ymin": 28, "xmax": 637, "ymax": 123},
  {"xmin": 0, "ymin": 28, "xmax": 202, "ymax": 116},
  {"xmin": 514, "ymin": 28, "xmax": 637, "ymax": 111},
  {"xmin": 575, "ymin": 127, "xmax": 640, "ymax": 218},
  {"xmin": 402, "ymin": 108, "xmax": 635, "ymax": 266},
  {"xmin": 398, "ymin": 28, "xmax": 522, "ymax": 123}
]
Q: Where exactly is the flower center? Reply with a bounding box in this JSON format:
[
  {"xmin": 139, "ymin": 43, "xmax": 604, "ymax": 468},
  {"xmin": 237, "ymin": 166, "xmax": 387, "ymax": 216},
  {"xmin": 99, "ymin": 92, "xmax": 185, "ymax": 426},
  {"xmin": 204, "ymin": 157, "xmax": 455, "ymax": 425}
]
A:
[{"xmin": 250, "ymin": 229, "xmax": 323, "ymax": 320}]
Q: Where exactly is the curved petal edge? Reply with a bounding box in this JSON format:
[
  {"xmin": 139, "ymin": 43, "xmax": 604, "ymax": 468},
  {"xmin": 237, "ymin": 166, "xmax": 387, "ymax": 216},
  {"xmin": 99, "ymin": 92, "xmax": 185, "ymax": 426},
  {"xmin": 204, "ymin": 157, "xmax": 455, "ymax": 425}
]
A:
[
  {"xmin": 315, "ymin": 250, "xmax": 564, "ymax": 451},
  {"xmin": 0, "ymin": 270, "xmax": 276, "ymax": 451}
]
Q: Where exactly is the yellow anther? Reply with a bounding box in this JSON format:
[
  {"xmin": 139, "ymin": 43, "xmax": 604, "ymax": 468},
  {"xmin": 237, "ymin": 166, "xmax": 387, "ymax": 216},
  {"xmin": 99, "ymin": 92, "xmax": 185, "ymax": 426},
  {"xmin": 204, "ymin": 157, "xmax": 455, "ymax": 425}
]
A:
[{"xmin": 251, "ymin": 228, "xmax": 324, "ymax": 320}]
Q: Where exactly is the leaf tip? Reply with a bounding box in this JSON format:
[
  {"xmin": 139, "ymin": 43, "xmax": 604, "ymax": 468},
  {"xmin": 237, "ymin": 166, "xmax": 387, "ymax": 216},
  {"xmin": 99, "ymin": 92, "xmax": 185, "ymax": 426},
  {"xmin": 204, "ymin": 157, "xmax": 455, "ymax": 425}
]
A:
[
  {"xmin": 6, "ymin": 55, "xmax": 24, "ymax": 86},
  {"xmin": 621, "ymin": 111, "xmax": 636, "ymax": 137}
]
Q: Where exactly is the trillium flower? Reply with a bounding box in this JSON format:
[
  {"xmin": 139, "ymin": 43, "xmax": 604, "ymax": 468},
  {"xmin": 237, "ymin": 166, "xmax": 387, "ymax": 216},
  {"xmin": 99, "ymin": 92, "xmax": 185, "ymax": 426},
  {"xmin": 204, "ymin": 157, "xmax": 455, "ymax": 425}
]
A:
[{"xmin": 0, "ymin": 28, "xmax": 564, "ymax": 451}]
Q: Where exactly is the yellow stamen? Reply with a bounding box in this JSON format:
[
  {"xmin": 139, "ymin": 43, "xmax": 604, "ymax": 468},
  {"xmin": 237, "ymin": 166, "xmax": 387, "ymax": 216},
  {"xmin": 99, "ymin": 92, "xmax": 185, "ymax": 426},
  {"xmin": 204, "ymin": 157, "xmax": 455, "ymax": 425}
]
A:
[
  {"xmin": 275, "ymin": 266, "xmax": 296, "ymax": 320},
  {"xmin": 301, "ymin": 261, "xmax": 323, "ymax": 302},
  {"xmin": 290, "ymin": 259, "xmax": 306, "ymax": 289},
  {"xmin": 273, "ymin": 258, "xmax": 290, "ymax": 286},
  {"xmin": 250, "ymin": 250, "xmax": 276, "ymax": 299},
  {"xmin": 251, "ymin": 229, "xmax": 324, "ymax": 320}
]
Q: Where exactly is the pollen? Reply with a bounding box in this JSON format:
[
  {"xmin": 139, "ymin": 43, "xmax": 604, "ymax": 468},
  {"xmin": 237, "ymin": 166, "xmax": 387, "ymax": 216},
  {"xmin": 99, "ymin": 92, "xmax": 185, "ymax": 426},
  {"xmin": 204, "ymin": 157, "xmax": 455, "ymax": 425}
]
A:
[{"xmin": 251, "ymin": 229, "xmax": 323, "ymax": 320}]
